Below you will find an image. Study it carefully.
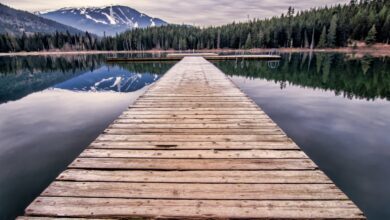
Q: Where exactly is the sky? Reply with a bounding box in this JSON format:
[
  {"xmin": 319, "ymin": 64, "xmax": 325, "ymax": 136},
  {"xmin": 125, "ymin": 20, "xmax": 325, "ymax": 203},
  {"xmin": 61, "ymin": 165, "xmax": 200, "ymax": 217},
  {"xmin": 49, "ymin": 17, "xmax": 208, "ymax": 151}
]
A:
[{"xmin": 1, "ymin": 0, "xmax": 350, "ymax": 26}]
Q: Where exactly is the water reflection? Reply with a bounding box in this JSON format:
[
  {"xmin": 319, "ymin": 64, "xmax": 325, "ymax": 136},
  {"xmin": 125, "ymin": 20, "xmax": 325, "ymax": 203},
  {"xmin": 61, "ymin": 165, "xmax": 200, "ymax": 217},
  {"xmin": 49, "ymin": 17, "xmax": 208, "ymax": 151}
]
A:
[
  {"xmin": 0, "ymin": 55, "xmax": 104, "ymax": 103},
  {"xmin": 216, "ymin": 53, "xmax": 390, "ymax": 101},
  {"xmin": 0, "ymin": 54, "xmax": 174, "ymax": 219},
  {"xmin": 0, "ymin": 55, "xmax": 173, "ymax": 103},
  {"xmin": 0, "ymin": 89, "xmax": 143, "ymax": 220},
  {"xmin": 54, "ymin": 64, "xmax": 169, "ymax": 93},
  {"xmin": 219, "ymin": 53, "xmax": 390, "ymax": 220}
]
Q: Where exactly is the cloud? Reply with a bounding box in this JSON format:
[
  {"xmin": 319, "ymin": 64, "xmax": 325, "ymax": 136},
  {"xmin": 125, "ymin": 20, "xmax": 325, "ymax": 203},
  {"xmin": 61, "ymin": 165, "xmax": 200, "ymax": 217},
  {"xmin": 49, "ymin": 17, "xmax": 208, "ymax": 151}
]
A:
[{"xmin": 0, "ymin": 0, "xmax": 350, "ymax": 26}]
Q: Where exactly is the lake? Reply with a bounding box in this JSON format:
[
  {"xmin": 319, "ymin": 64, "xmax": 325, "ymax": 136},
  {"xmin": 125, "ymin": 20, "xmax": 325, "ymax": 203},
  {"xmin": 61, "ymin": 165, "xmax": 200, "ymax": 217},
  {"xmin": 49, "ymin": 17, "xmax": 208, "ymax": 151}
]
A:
[
  {"xmin": 0, "ymin": 55, "xmax": 174, "ymax": 219},
  {"xmin": 0, "ymin": 53, "xmax": 389, "ymax": 220}
]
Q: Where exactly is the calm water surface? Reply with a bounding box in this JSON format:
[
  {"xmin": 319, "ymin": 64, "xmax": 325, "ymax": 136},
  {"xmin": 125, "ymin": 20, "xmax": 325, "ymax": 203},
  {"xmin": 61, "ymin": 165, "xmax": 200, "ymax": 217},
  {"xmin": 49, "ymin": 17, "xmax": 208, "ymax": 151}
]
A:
[
  {"xmin": 0, "ymin": 53, "xmax": 389, "ymax": 219},
  {"xmin": 216, "ymin": 53, "xmax": 390, "ymax": 220},
  {"xmin": 0, "ymin": 55, "xmax": 173, "ymax": 219}
]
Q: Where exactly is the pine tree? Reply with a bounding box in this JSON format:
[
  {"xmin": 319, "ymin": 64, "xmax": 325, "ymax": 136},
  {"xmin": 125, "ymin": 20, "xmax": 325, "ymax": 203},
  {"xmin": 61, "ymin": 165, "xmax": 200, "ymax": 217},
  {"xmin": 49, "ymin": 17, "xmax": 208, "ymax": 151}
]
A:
[
  {"xmin": 304, "ymin": 30, "xmax": 310, "ymax": 48},
  {"xmin": 383, "ymin": 14, "xmax": 390, "ymax": 43},
  {"xmin": 0, "ymin": 36, "xmax": 6, "ymax": 52},
  {"xmin": 318, "ymin": 26, "xmax": 327, "ymax": 48},
  {"xmin": 310, "ymin": 28, "xmax": 315, "ymax": 49},
  {"xmin": 245, "ymin": 33, "xmax": 252, "ymax": 49},
  {"xmin": 327, "ymin": 14, "xmax": 338, "ymax": 47},
  {"xmin": 21, "ymin": 32, "xmax": 29, "ymax": 51},
  {"xmin": 217, "ymin": 29, "xmax": 221, "ymax": 49},
  {"xmin": 365, "ymin": 25, "xmax": 377, "ymax": 45}
]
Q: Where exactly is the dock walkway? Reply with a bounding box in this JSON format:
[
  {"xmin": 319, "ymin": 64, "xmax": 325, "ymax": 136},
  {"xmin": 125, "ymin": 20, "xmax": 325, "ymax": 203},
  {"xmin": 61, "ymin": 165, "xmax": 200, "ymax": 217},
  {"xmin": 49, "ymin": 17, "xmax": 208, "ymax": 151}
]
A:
[{"xmin": 20, "ymin": 57, "xmax": 364, "ymax": 219}]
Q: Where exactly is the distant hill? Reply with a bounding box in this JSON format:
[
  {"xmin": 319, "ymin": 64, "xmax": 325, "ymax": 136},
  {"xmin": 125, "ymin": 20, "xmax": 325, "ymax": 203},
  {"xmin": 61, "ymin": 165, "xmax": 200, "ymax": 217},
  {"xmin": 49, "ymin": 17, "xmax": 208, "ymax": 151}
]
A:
[
  {"xmin": 0, "ymin": 3, "xmax": 83, "ymax": 36},
  {"xmin": 38, "ymin": 5, "xmax": 168, "ymax": 36}
]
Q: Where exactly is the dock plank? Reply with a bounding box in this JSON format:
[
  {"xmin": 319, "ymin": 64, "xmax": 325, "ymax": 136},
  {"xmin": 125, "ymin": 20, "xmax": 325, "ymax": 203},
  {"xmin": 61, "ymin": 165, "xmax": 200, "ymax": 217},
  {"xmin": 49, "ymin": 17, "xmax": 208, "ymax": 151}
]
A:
[
  {"xmin": 118, "ymin": 114, "xmax": 271, "ymax": 119},
  {"xmin": 69, "ymin": 158, "xmax": 318, "ymax": 170},
  {"xmin": 79, "ymin": 149, "xmax": 307, "ymax": 159},
  {"xmin": 42, "ymin": 182, "xmax": 347, "ymax": 200},
  {"xmin": 104, "ymin": 128, "xmax": 282, "ymax": 135},
  {"xmin": 57, "ymin": 170, "xmax": 332, "ymax": 183},
  {"xmin": 108, "ymin": 123, "xmax": 280, "ymax": 129},
  {"xmin": 88, "ymin": 141, "xmax": 300, "ymax": 150},
  {"xmin": 96, "ymin": 134, "xmax": 289, "ymax": 142},
  {"xmin": 20, "ymin": 56, "xmax": 364, "ymax": 219},
  {"xmin": 25, "ymin": 198, "xmax": 364, "ymax": 219},
  {"xmin": 114, "ymin": 118, "xmax": 275, "ymax": 124}
]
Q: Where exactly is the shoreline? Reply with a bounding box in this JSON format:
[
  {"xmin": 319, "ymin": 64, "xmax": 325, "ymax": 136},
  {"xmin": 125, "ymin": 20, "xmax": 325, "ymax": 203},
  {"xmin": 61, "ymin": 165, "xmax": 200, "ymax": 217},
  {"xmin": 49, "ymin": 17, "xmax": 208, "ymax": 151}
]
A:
[{"xmin": 0, "ymin": 45, "xmax": 389, "ymax": 57}]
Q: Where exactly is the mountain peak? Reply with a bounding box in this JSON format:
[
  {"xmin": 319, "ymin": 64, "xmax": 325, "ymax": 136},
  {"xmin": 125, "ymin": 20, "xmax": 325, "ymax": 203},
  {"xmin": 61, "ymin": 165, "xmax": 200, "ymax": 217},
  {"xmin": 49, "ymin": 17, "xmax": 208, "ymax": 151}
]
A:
[
  {"xmin": 38, "ymin": 5, "xmax": 168, "ymax": 36},
  {"xmin": 0, "ymin": 3, "xmax": 83, "ymax": 36}
]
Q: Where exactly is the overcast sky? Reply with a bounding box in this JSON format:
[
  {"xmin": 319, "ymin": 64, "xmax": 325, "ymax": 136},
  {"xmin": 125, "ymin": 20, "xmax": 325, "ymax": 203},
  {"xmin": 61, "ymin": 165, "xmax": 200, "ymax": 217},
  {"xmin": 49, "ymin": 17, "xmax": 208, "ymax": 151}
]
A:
[{"xmin": 1, "ymin": 0, "xmax": 350, "ymax": 26}]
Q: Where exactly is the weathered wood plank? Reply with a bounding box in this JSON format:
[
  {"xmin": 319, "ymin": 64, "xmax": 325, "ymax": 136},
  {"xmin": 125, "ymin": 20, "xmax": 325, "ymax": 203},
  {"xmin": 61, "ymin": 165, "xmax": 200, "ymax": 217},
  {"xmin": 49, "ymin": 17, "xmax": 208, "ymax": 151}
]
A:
[
  {"xmin": 79, "ymin": 149, "xmax": 306, "ymax": 159},
  {"xmin": 42, "ymin": 182, "xmax": 347, "ymax": 200},
  {"xmin": 123, "ymin": 110, "xmax": 265, "ymax": 115},
  {"xmin": 25, "ymin": 197, "xmax": 365, "ymax": 219},
  {"xmin": 109, "ymin": 123, "xmax": 279, "ymax": 129},
  {"xmin": 118, "ymin": 114, "xmax": 271, "ymax": 119},
  {"xmin": 135, "ymin": 100, "xmax": 257, "ymax": 104},
  {"xmin": 114, "ymin": 118, "xmax": 277, "ymax": 124},
  {"xmin": 127, "ymin": 107, "xmax": 261, "ymax": 111},
  {"xmin": 104, "ymin": 128, "xmax": 283, "ymax": 135},
  {"xmin": 88, "ymin": 141, "xmax": 300, "ymax": 150},
  {"xmin": 96, "ymin": 134, "xmax": 289, "ymax": 142},
  {"xmin": 140, "ymin": 91, "xmax": 245, "ymax": 97},
  {"xmin": 69, "ymin": 158, "xmax": 318, "ymax": 170},
  {"xmin": 115, "ymin": 117, "xmax": 274, "ymax": 122},
  {"xmin": 138, "ymin": 97, "xmax": 252, "ymax": 101},
  {"xmin": 131, "ymin": 104, "xmax": 258, "ymax": 107},
  {"xmin": 139, "ymin": 91, "xmax": 244, "ymax": 97},
  {"xmin": 58, "ymin": 169, "xmax": 332, "ymax": 183}
]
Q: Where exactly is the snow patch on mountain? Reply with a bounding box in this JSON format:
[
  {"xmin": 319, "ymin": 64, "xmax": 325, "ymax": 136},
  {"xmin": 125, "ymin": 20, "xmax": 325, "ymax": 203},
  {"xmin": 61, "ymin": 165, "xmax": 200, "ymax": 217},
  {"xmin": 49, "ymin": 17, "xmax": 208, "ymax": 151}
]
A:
[
  {"xmin": 85, "ymin": 14, "xmax": 107, "ymax": 24},
  {"xmin": 38, "ymin": 5, "xmax": 168, "ymax": 36},
  {"xmin": 102, "ymin": 12, "xmax": 117, "ymax": 25}
]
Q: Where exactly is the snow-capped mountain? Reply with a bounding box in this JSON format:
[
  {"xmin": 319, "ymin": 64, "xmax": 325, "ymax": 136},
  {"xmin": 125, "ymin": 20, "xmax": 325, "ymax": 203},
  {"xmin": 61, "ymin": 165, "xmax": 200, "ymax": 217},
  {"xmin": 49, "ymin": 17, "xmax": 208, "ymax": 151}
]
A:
[
  {"xmin": 37, "ymin": 5, "xmax": 168, "ymax": 36},
  {"xmin": 0, "ymin": 3, "xmax": 82, "ymax": 36}
]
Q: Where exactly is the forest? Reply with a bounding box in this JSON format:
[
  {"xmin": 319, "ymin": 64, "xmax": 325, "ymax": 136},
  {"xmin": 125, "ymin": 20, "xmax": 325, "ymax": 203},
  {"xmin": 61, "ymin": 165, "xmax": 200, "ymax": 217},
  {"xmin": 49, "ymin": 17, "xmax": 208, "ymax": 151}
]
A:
[
  {"xmin": 0, "ymin": 0, "xmax": 389, "ymax": 52},
  {"xmin": 217, "ymin": 53, "xmax": 390, "ymax": 101}
]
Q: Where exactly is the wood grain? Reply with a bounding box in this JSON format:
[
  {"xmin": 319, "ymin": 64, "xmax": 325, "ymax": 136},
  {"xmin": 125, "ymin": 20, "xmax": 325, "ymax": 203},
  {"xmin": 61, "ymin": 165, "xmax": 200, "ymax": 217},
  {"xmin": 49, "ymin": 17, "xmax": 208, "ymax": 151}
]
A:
[
  {"xmin": 69, "ymin": 158, "xmax": 318, "ymax": 170},
  {"xmin": 58, "ymin": 169, "xmax": 332, "ymax": 183},
  {"xmin": 25, "ymin": 197, "xmax": 365, "ymax": 219}
]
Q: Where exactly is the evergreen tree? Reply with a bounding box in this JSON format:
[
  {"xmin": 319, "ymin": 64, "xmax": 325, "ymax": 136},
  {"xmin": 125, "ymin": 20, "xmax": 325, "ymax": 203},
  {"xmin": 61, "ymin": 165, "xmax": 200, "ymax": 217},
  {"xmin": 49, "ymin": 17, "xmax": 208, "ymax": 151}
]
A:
[
  {"xmin": 304, "ymin": 30, "xmax": 310, "ymax": 48},
  {"xmin": 21, "ymin": 32, "xmax": 29, "ymax": 51},
  {"xmin": 365, "ymin": 25, "xmax": 377, "ymax": 45},
  {"xmin": 318, "ymin": 26, "xmax": 327, "ymax": 48},
  {"xmin": 244, "ymin": 33, "xmax": 252, "ymax": 49},
  {"xmin": 383, "ymin": 14, "xmax": 390, "ymax": 43},
  {"xmin": 217, "ymin": 29, "xmax": 221, "ymax": 49},
  {"xmin": 327, "ymin": 14, "xmax": 338, "ymax": 47},
  {"xmin": 310, "ymin": 28, "xmax": 315, "ymax": 49}
]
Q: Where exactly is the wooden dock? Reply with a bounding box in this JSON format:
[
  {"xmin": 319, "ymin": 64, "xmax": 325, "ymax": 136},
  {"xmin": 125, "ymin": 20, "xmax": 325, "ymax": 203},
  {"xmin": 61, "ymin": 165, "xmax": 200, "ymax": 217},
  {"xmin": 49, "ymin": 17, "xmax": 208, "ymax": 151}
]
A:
[
  {"xmin": 20, "ymin": 57, "xmax": 364, "ymax": 219},
  {"xmin": 106, "ymin": 54, "xmax": 281, "ymax": 62},
  {"xmin": 166, "ymin": 52, "xmax": 219, "ymax": 57}
]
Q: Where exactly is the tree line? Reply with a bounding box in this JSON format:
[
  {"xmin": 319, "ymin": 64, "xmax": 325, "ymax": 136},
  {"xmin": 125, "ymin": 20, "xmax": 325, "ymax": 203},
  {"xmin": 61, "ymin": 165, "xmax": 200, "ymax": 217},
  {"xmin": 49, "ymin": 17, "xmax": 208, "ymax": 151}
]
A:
[
  {"xmin": 217, "ymin": 54, "xmax": 390, "ymax": 101},
  {"xmin": 0, "ymin": 0, "xmax": 389, "ymax": 52},
  {"xmin": 0, "ymin": 31, "xmax": 99, "ymax": 52}
]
